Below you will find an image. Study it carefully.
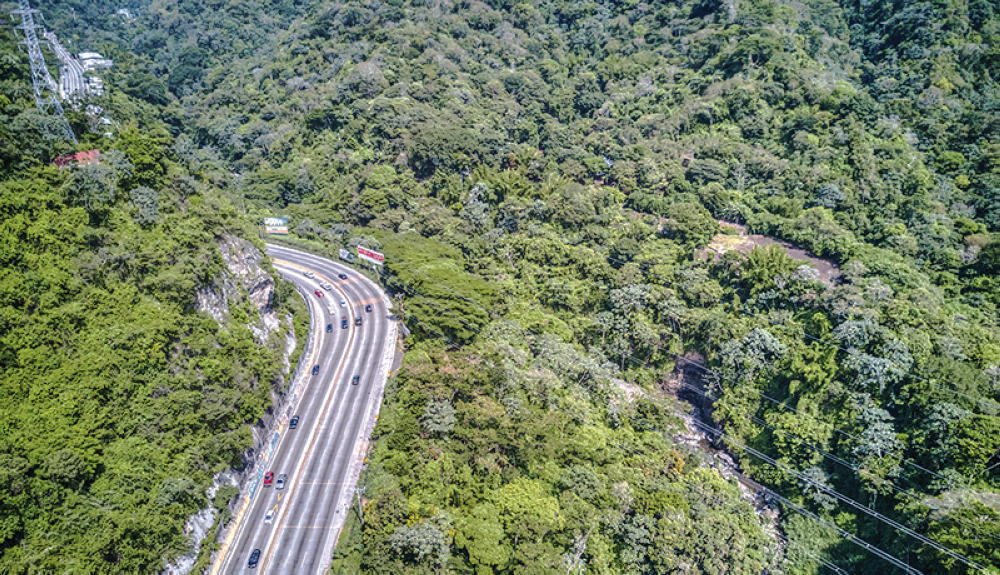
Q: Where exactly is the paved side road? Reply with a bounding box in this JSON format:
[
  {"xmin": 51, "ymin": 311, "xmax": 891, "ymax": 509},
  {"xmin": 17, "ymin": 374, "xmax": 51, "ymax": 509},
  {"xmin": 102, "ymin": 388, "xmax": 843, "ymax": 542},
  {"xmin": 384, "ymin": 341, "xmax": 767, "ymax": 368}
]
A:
[{"xmin": 212, "ymin": 244, "xmax": 396, "ymax": 575}]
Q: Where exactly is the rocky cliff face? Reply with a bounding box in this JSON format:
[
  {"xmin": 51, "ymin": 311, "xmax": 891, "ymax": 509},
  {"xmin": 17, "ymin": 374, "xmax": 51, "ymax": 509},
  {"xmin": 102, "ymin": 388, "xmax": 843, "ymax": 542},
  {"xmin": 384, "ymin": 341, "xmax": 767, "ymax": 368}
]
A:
[
  {"xmin": 195, "ymin": 234, "xmax": 282, "ymax": 342},
  {"xmin": 163, "ymin": 235, "xmax": 295, "ymax": 575}
]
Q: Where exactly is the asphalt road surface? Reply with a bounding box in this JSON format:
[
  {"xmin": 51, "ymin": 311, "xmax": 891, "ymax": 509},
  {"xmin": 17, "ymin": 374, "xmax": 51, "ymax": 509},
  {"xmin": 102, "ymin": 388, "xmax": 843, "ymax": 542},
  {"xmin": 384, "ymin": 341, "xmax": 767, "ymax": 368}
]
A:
[
  {"xmin": 43, "ymin": 32, "xmax": 85, "ymax": 99},
  {"xmin": 214, "ymin": 244, "xmax": 394, "ymax": 575}
]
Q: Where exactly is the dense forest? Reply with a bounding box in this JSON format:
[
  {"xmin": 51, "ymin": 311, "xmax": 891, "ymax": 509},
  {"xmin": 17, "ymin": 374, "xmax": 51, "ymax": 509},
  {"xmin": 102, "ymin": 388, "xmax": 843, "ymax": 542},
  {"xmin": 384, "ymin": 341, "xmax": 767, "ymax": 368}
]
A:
[
  {"xmin": 3, "ymin": 0, "xmax": 1000, "ymax": 573},
  {"xmin": 0, "ymin": 22, "xmax": 310, "ymax": 574}
]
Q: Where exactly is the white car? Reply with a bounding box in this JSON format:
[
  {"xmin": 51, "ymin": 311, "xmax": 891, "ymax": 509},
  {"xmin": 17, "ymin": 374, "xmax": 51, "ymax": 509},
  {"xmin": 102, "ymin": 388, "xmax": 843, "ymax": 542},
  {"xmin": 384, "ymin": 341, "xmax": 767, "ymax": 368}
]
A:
[
  {"xmin": 321, "ymin": 282, "xmax": 333, "ymax": 291},
  {"xmin": 264, "ymin": 509, "xmax": 276, "ymax": 524},
  {"xmin": 328, "ymin": 305, "xmax": 337, "ymax": 314},
  {"xmin": 303, "ymin": 271, "xmax": 315, "ymax": 279},
  {"xmin": 339, "ymin": 299, "xmax": 346, "ymax": 307}
]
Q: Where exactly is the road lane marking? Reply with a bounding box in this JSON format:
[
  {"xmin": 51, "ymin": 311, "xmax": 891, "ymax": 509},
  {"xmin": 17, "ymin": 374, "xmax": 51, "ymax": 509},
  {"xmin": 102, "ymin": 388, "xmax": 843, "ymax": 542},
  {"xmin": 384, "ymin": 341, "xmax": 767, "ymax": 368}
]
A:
[
  {"xmin": 258, "ymin": 259, "xmax": 359, "ymax": 573},
  {"xmin": 266, "ymin": 245, "xmax": 396, "ymax": 574},
  {"xmin": 322, "ymin": 297, "xmax": 398, "ymax": 568},
  {"xmin": 274, "ymin": 304, "xmax": 378, "ymax": 568},
  {"xmin": 210, "ymin": 281, "xmax": 327, "ymax": 575}
]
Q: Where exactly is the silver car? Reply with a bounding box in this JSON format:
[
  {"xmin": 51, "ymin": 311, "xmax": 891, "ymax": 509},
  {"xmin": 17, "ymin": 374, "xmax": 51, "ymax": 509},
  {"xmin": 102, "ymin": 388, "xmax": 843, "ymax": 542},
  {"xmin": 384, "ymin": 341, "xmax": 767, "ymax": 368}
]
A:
[{"xmin": 275, "ymin": 473, "xmax": 287, "ymax": 490}]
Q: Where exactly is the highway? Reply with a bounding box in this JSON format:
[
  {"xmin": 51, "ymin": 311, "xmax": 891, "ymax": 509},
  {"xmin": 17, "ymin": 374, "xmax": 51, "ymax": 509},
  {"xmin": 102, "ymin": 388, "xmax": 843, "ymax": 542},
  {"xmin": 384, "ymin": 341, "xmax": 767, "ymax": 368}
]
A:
[{"xmin": 213, "ymin": 244, "xmax": 396, "ymax": 575}]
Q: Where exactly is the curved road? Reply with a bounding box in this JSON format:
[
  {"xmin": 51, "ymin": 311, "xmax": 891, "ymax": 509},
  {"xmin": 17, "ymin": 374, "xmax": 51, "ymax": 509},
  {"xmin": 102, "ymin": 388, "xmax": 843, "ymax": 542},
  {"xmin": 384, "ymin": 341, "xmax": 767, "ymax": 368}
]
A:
[
  {"xmin": 43, "ymin": 31, "xmax": 85, "ymax": 100},
  {"xmin": 214, "ymin": 244, "xmax": 395, "ymax": 575}
]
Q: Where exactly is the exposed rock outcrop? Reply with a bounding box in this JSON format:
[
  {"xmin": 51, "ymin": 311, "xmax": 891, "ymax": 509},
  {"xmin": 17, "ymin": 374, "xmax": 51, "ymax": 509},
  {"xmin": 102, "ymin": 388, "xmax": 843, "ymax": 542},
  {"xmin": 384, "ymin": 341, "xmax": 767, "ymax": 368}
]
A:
[
  {"xmin": 662, "ymin": 352, "xmax": 784, "ymax": 556},
  {"xmin": 194, "ymin": 234, "xmax": 281, "ymax": 342}
]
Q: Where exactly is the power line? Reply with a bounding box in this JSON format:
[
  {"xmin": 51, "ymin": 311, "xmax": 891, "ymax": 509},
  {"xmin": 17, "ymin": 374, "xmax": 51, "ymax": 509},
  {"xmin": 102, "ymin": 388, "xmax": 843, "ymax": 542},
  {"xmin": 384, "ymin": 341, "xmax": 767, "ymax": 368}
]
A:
[
  {"xmin": 398, "ymin": 252, "xmax": 1000, "ymax": 498},
  {"xmin": 610, "ymin": 435, "xmax": 854, "ymax": 575},
  {"xmin": 616, "ymin": 329, "xmax": 998, "ymax": 504},
  {"xmin": 387, "ymin": 276, "xmax": 928, "ymax": 574},
  {"xmin": 586, "ymin": 299, "xmax": 1000, "ymax": 552},
  {"xmin": 9, "ymin": 0, "xmax": 76, "ymax": 145},
  {"xmin": 600, "ymin": 342, "xmax": 986, "ymax": 571},
  {"xmin": 565, "ymin": 237, "xmax": 999, "ymax": 472},
  {"xmin": 668, "ymin": 354, "xmax": 983, "ymax": 493},
  {"xmin": 690, "ymin": 418, "xmax": 989, "ymax": 572},
  {"xmin": 386, "ymin": 258, "xmax": 997, "ymax": 571},
  {"xmin": 395, "ymin": 259, "xmax": 991, "ymax": 492},
  {"xmin": 677, "ymin": 380, "xmax": 1000, "ymax": 545},
  {"xmin": 678, "ymin": 475, "xmax": 854, "ymax": 575},
  {"xmin": 763, "ymin": 486, "xmax": 921, "ymax": 575}
]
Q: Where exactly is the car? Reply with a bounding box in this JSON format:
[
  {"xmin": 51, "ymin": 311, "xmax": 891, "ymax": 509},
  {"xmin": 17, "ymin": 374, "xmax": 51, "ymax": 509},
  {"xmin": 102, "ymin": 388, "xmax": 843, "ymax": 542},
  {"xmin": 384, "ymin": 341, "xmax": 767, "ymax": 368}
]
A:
[
  {"xmin": 321, "ymin": 282, "xmax": 333, "ymax": 290},
  {"xmin": 326, "ymin": 323, "xmax": 332, "ymax": 333},
  {"xmin": 314, "ymin": 289, "xmax": 324, "ymax": 298},
  {"xmin": 263, "ymin": 472, "xmax": 274, "ymax": 487},
  {"xmin": 328, "ymin": 305, "xmax": 337, "ymax": 314},
  {"xmin": 289, "ymin": 415, "xmax": 299, "ymax": 429},
  {"xmin": 275, "ymin": 473, "xmax": 287, "ymax": 490},
  {"xmin": 338, "ymin": 273, "xmax": 348, "ymax": 280},
  {"xmin": 311, "ymin": 365, "xmax": 319, "ymax": 375},
  {"xmin": 365, "ymin": 304, "xmax": 372, "ymax": 313},
  {"xmin": 248, "ymin": 549, "xmax": 261, "ymax": 568},
  {"xmin": 351, "ymin": 374, "xmax": 360, "ymax": 385},
  {"xmin": 354, "ymin": 317, "xmax": 362, "ymax": 326},
  {"xmin": 264, "ymin": 509, "xmax": 276, "ymax": 524},
  {"xmin": 302, "ymin": 271, "xmax": 314, "ymax": 278},
  {"xmin": 341, "ymin": 316, "xmax": 348, "ymax": 329},
  {"xmin": 339, "ymin": 299, "xmax": 346, "ymax": 307}
]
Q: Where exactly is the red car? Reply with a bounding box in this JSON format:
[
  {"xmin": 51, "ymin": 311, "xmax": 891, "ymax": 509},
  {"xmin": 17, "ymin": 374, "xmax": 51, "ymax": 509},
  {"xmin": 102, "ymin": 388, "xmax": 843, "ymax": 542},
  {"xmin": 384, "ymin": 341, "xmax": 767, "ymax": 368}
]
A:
[
  {"xmin": 263, "ymin": 471, "xmax": 274, "ymax": 487},
  {"xmin": 314, "ymin": 289, "xmax": 324, "ymax": 298}
]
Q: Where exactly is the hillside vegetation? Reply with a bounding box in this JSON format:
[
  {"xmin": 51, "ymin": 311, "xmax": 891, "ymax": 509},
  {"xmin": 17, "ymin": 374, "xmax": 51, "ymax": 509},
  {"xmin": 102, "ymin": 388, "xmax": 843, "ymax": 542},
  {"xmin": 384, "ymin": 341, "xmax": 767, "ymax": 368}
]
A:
[
  {"xmin": 0, "ymin": 25, "xmax": 307, "ymax": 574},
  {"xmin": 4, "ymin": 0, "xmax": 1000, "ymax": 573}
]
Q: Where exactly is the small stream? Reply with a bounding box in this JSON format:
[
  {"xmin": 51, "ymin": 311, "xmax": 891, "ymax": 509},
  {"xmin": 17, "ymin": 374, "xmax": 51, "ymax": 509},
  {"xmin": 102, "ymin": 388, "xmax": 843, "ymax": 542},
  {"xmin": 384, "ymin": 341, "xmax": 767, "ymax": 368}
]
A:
[{"xmin": 662, "ymin": 352, "xmax": 785, "ymax": 552}]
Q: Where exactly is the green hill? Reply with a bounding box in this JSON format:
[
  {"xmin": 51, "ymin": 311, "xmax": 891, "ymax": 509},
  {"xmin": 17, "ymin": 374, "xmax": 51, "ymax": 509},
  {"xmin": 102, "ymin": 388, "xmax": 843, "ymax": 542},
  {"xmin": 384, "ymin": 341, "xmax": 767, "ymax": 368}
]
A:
[{"xmin": 3, "ymin": 0, "xmax": 999, "ymax": 573}]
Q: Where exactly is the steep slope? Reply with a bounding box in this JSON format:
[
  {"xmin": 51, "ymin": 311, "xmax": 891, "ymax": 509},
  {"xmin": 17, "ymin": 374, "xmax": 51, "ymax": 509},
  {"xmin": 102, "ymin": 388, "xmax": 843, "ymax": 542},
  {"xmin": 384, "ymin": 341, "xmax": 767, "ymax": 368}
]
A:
[
  {"xmin": 0, "ymin": 27, "xmax": 306, "ymax": 575},
  {"xmin": 8, "ymin": 0, "xmax": 1000, "ymax": 573}
]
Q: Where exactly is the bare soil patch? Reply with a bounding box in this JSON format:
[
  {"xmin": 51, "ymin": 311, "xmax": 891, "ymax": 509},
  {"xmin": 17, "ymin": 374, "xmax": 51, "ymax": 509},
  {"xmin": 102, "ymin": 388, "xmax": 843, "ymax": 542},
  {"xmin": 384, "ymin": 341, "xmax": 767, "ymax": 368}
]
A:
[{"xmin": 707, "ymin": 221, "xmax": 841, "ymax": 285}]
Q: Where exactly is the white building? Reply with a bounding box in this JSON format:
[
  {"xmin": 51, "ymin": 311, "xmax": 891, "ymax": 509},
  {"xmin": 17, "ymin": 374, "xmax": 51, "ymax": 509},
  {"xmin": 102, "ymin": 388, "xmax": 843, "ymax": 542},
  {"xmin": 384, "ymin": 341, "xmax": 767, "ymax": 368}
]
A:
[{"xmin": 78, "ymin": 52, "xmax": 113, "ymax": 71}]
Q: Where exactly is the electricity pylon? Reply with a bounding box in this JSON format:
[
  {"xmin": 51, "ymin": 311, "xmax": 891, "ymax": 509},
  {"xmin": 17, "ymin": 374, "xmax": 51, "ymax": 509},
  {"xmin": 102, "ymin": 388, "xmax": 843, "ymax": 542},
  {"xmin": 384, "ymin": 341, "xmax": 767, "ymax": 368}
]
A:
[{"xmin": 10, "ymin": 0, "xmax": 77, "ymax": 145}]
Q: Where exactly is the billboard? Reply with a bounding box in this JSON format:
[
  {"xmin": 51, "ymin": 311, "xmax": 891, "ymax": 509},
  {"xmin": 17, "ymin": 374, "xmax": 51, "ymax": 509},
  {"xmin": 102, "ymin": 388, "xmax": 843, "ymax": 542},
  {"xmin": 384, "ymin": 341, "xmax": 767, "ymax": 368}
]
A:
[
  {"xmin": 357, "ymin": 246, "xmax": 384, "ymax": 265},
  {"xmin": 263, "ymin": 217, "xmax": 287, "ymax": 226},
  {"xmin": 339, "ymin": 248, "xmax": 355, "ymax": 263},
  {"xmin": 265, "ymin": 226, "xmax": 289, "ymax": 235}
]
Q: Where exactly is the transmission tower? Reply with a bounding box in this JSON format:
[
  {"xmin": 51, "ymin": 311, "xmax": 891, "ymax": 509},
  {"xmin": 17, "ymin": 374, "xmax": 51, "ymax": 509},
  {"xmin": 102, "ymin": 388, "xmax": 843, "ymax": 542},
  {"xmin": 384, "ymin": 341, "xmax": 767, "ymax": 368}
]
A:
[{"xmin": 10, "ymin": 0, "xmax": 77, "ymax": 145}]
